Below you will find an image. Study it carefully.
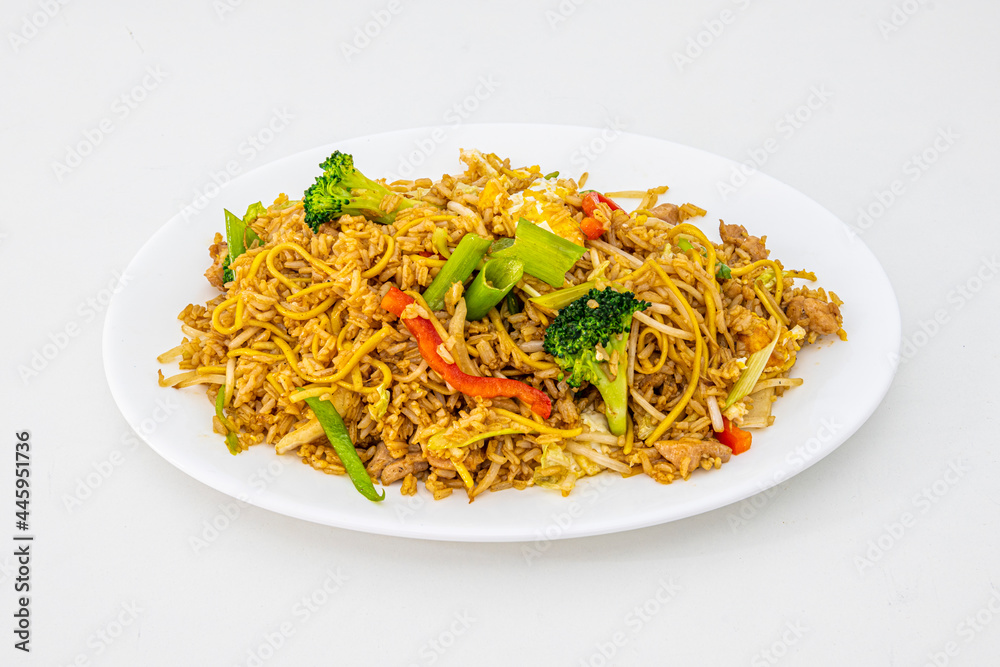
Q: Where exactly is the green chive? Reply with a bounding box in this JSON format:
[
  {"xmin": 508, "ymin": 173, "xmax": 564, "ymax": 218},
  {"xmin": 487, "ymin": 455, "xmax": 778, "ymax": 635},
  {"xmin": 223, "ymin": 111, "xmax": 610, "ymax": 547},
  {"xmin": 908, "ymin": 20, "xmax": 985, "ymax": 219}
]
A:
[
  {"xmin": 422, "ymin": 234, "xmax": 492, "ymax": 311},
  {"xmin": 465, "ymin": 258, "xmax": 524, "ymax": 321},
  {"xmin": 503, "ymin": 290, "xmax": 522, "ymax": 316},
  {"xmin": 304, "ymin": 396, "xmax": 385, "ymax": 502},
  {"xmin": 677, "ymin": 236, "xmax": 710, "ymax": 260},
  {"xmin": 488, "ymin": 218, "xmax": 586, "ymax": 288}
]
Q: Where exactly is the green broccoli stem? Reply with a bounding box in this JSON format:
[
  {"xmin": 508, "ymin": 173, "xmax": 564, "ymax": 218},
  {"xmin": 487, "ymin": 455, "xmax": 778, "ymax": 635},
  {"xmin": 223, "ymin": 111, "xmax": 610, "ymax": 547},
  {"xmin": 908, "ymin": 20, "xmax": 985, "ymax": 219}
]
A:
[
  {"xmin": 338, "ymin": 168, "xmax": 386, "ymax": 195},
  {"xmin": 340, "ymin": 170, "xmax": 417, "ymax": 223},
  {"xmin": 591, "ymin": 333, "xmax": 631, "ymax": 436},
  {"xmin": 337, "ymin": 193, "xmax": 415, "ymax": 225}
]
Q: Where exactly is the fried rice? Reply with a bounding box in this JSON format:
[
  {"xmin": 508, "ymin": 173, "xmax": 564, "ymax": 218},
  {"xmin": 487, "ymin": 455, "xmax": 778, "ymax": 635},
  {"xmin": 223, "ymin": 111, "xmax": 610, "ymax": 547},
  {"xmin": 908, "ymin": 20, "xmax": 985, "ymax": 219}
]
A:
[{"xmin": 158, "ymin": 149, "xmax": 846, "ymax": 501}]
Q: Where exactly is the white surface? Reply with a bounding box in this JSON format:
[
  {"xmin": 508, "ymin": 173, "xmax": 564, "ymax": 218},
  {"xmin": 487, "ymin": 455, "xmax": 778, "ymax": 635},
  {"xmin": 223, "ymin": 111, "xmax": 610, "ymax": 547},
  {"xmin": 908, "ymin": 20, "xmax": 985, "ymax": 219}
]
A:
[
  {"xmin": 105, "ymin": 124, "xmax": 900, "ymax": 541},
  {"xmin": 2, "ymin": 1, "xmax": 998, "ymax": 665}
]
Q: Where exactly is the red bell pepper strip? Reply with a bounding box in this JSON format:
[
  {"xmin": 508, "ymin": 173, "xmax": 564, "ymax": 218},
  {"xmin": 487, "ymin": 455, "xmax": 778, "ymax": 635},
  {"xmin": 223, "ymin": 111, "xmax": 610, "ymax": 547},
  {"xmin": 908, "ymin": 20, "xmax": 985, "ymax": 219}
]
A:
[
  {"xmin": 715, "ymin": 416, "xmax": 751, "ymax": 455},
  {"xmin": 581, "ymin": 191, "xmax": 622, "ymax": 216},
  {"xmin": 579, "ymin": 216, "xmax": 605, "ymax": 240},
  {"xmin": 380, "ymin": 286, "xmax": 552, "ymax": 419},
  {"xmin": 579, "ymin": 192, "xmax": 623, "ymax": 239}
]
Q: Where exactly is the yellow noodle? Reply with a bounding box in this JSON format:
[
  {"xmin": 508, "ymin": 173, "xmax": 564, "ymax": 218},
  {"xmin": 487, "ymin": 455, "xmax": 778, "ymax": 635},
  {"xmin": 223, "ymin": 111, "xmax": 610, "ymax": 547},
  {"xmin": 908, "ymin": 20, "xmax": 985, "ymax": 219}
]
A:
[
  {"xmin": 361, "ymin": 235, "xmax": 395, "ymax": 279},
  {"xmin": 227, "ymin": 348, "xmax": 283, "ymax": 362},
  {"xmin": 211, "ymin": 296, "xmax": 245, "ymax": 335},
  {"xmin": 754, "ymin": 279, "xmax": 790, "ymax": 326},
  {"xmin": 245, "ymin": 319, "xmax": 294, "ymax": 343},
  {"xmin": 730, "ymin": 259, "xmax": 785, "ymax": 303},
  {"xmin": 623, "ymin": 414, "xmax": 635, "ymax": 456},
  {"xmin": 643, "ymin": 262, "xmax": 704, "ymax": 445},
  {"xmin": 492, "ymin": 408, "xmax": 583, "ymax": 438},
  {"xmin": 266, "ymin": 241, "xmax": 337, "ymax": 293},
  {"xmin": 275, "ymin": 295, "xmax": 337, "ymax": 320},
  {"xmin": 668, "ymin": 226, "xmax": 718, "ymax": 340}
]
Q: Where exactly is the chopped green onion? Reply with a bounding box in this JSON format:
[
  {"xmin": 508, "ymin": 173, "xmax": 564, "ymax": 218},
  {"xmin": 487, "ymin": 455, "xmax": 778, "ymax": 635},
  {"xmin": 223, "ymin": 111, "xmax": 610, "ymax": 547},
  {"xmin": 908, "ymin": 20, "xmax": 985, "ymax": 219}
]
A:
[
  {"xmin": 529, "ymin": 280, "xmax": 599, "ymax": 310},
  {"xmin": 422, "ymin": 233, "xmax": 492, "ymax": 311},
  {"xmin": 223, "ymin": 203, "xmax": 263, "ymax": 283},
  {"xmin": 503, "ymin": 290, "xmax": 522, "ymax": 316},
  {"xmin": 716, "ymin": 262, "xmax": 732, "ymax": 281},
  {"xmin": 724, "ymin": 328, "xmax": 781, "ymax": 409},
  {"xmin": 304, "ymin": 396, "xmax": 385, "ymax": 502},
  {"xmin": 465, "ymin": 258, "xmax": 524, "ymax": 321},
  {"xmin": 215, "ymin": 385, "xmax": 241, "ymax": 456},
  {"xmin": 432, "ymin": 227, "xmax": 452, "ymax": 259},
  {"xmin": 677, "ymin": 236, "xmax": 708, "ymax": 258},
  {"xmin": 488, "ymin": 218, "xmax": 586, "ymax": 287},
  {"xmin": 518, "ymin": 280, "xmax": 542, "ymax": 299},
  {"xmin": 544, "ymin": 171, "xmax": 559, "ymax": 179}
]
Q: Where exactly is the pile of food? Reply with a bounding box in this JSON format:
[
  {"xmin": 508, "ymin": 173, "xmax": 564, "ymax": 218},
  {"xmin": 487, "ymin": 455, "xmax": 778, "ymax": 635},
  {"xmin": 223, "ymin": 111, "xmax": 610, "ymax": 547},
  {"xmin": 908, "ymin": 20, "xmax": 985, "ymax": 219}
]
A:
[{"xmin": 158, "ymin": 149, "xmax": 845, "ymax": 501}]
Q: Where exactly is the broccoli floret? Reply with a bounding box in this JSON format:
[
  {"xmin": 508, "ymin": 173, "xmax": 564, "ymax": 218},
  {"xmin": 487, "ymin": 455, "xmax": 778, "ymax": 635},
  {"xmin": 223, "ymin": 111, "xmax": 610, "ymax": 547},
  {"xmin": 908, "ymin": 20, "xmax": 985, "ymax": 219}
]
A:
[
  {"xmin": 303, "ymin": 151, "xmax": 417, "ymax": 230},
  {"xmin": 542, "ymin": 288, "xmax": 650, "ymax": 435}
]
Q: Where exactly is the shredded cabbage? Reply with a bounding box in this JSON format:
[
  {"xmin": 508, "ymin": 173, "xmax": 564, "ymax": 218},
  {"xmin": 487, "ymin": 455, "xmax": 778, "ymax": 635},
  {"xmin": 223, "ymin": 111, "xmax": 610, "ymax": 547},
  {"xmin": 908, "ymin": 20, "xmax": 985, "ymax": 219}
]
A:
[
  {"xmin": 532, "ymin": 442, "xmax": 582, "ymax": 495},
  {"xmin": 368, "ymin": 387, "xmax": 390, "ymax": 420}
]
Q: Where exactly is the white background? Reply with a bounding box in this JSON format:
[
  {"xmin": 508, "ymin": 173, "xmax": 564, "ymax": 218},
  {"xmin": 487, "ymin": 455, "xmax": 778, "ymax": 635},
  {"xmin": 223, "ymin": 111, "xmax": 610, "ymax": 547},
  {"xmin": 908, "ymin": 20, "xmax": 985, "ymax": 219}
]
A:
[{"xmin": 2, "ymin": 1, "xmax": 998, "ymax": 665}]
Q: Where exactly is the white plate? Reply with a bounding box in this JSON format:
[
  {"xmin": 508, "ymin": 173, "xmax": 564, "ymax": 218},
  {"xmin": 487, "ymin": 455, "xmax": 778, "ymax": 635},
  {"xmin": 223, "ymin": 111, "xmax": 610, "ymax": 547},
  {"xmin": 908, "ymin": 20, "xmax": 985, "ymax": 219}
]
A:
[{"xmin": 103, "ymin": 123, "xmax": 900, "ymax": 542}]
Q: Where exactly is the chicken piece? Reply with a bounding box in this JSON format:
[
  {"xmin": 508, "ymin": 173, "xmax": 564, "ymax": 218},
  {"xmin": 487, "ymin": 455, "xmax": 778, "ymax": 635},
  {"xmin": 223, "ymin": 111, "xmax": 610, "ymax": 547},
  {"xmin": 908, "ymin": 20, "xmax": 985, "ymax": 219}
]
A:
[
  {"xmin": 719, "ymin": 221, "xmax": 769, "ymax": 260},
  {"xmin": 654, "ymin": 439, "xmax": 732, "ymax": 477},
  {"xmin": 784, "ymin": 296, "xmax": 841, "ymax": 335},
  {"xmin": 648, "ymin": 203, "xmax": 680, "ymax": 223},
  {"xmin": 365, "ymin": 442, "xmax": 394, "ymax": 480},
  {"xmin": 381, "ymin": 454, "xmax": 429, "ymax": 485},
  {"xmin": 204, "ymin": 232, "xmax": 228, "ymax": 290}
]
